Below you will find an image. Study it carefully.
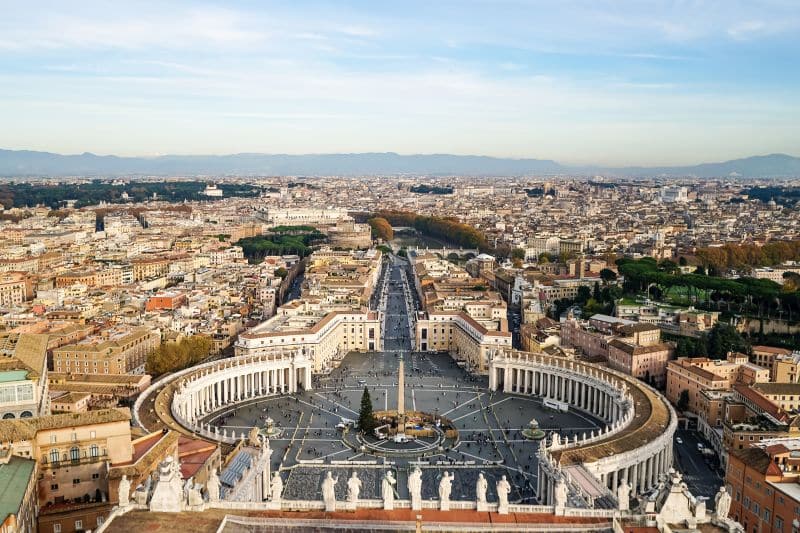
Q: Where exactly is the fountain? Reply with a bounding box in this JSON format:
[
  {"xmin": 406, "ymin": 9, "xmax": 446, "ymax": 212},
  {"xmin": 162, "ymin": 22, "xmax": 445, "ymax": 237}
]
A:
[{"xmin": 522, "ymin": 418, "xmax": 546, "ymax": 440}]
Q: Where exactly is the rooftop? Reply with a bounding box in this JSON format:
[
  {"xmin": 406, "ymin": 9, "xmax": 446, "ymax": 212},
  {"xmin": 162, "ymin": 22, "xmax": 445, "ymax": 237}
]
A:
[{"xmin": 0, "ymin": 456, "xmax": 35, "ymax": 523}]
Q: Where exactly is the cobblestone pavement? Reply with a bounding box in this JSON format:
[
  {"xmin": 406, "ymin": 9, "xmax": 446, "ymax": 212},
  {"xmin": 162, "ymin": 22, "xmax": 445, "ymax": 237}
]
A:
[{"xmin": 201, "ymin": 351, "xmax": 604, "ymax": 504}]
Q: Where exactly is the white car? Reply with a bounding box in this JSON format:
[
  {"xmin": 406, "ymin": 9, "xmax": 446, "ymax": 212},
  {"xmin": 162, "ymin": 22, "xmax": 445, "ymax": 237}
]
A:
[{"xmin": 675, "ymin": 437, "xmax": 683, "ymax": 444}]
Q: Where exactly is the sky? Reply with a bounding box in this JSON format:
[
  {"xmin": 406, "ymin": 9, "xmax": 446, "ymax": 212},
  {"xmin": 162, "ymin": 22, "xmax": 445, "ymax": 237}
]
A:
[{"xmin": 1, "ymin": 0, "xmax": 799, "ymax": 166}]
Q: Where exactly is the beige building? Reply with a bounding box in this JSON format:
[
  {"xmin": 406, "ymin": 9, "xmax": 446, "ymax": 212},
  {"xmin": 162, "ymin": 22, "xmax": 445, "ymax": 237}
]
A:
[
  {"xmin": 0, "ymin": 408, "xmax": 133, "ymax": 533},
  {"xmin": 52, "ymin": 328, "xmax": 160, "ymax": 375},
  {"xmin": 0, "ymin": 272, "xmax": 34, "ymax": 307},
  {"xmin": 666, "ymin": 354, "xmax": 770, "ymax": 415},
  {"xmin": 607, "ymin": 324, "xmax": 673, "ymax": 386},
  {"xmin": 236, "ymin": 301, "xmax": 382, "ymax": 373}
]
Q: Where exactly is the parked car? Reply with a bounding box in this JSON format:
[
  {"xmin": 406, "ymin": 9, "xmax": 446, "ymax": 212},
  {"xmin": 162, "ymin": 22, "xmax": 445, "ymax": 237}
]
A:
[{"xmin": 676, "ymin": 437, "xmax": 683, "ymax": 444}]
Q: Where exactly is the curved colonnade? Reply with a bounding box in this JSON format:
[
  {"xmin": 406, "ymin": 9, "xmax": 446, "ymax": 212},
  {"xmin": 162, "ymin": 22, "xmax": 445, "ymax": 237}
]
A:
[
  {"xmin": 134, "ymin": 351, "xmax": 313, "ymax": 443},
  {"xmin": 137, "ymin": 347, "xmax": 675, "ymax": 510},
  {"xmin": 489, "ymin": 350, "xmax": 676, "ymax": 507}
]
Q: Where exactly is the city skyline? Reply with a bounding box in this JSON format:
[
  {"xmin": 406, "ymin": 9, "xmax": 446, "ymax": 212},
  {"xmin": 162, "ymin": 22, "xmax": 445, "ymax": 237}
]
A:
[{"xmin": 1, "ymin": 0, "xmax": 799, "ymax": 166}]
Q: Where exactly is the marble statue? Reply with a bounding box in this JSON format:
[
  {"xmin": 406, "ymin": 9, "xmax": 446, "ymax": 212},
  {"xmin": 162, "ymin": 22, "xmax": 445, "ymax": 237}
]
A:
[
  {"xmin": 554, "ymin": 477, "xmax": 568, "ymax": 508},
  {"xmin": 497, "ymin": 475, "xmax": 511, "ymax": 514},
  {"xmin": 270, "ymin": 472, "xmax": 283, "ymax": 502},
  {"xmin": 476, "ymin": 473, "xmax": 488, "ymax": 504},
  {"xmin": 149, "ymin": 456, "xmax": 184, "ymax": 513},
  {"xmin": 206, "ymin": 469, "xmax": 220, "ymax": 502},
  {"xmin": 382, "ymin": 471, "xmax": 397, "ymax": 510},
  {"xmin": 617, "ymin": 479, "xmax": 631, "ymax": 512},
  {"xmin": 347, "ymin": 472, "xmax": 362, "ymax": 503},
  {"xmin": 187, "ymin": 482, "xmax": 204, "ymax": 508},
  {"xmin": 322, "ymin": 471, "xmax": 338, "ymax": 511},
  {"xmin": 118, "ymin": 475, "xmax": 131, "ymax": 507},
  {"xmin": 183, "ymin": 476, "xmax": 193, "ymax": 504},
  {"xmin": 249, "ymin": 427, "xmax": 261, "ymax": 447},
  {"xmin": 714, "ymin": 486, "xmax": 731, "ymax": 520},
  {"xmin": 439, "ymin": 471, "xmax": 454, "ymax": 510},
  {"xmin": 408, "ymin": 467, "xmax": 423, "ymax": 511}
]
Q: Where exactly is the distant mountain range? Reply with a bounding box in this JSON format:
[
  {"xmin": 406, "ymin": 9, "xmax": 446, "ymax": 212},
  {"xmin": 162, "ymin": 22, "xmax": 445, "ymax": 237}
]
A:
[{"xmin": 1, "ymin": 149, "xmax": 799, "ymax": 178}]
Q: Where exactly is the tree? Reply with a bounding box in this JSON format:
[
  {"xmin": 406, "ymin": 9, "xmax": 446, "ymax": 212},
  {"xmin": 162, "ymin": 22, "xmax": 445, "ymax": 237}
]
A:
[
  {"xmin": 593, "ymin": 281, "xmax": 601, "ymax": 301},
  {"xmin": 677, "ymin": 389, "xmax": 690, "ymax": 412},
  {"xmin": 707, "ymin": 323, "xmax": 750, "ymax": 359},
  {"xmin": 358, "ymin": 387, "xmax": 376, "ymax": 434},
  {"xmin": 678, "ymin": 256, "xmax": 688, "ymax": 266},
  {"xmin": 146, "ymin": 335, "xmax": 213, "ymax": 376},
  {"xmin": 511, "ymin": 248, "xmax": 526, "ymax": 260},
  {"xmin": 599, "ymin": 268, "xmax": 617, "ymax": 285},
  {"xmin": 576, "ymin": 285, "xmax": 592, "ymax": 303},
  {"xmin": 368, "ymin": 217, "xmax": 394, "ymax": 241},
  {"xmin": 274, "ymin": 267, "xmax": 288, "ymax": 279}
]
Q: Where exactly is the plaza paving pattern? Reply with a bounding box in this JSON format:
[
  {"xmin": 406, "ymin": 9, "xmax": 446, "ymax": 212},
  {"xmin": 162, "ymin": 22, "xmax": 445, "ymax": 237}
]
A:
[{"xmin": 201, "ymin": 351, "xmax": 604, "ymax": 505}]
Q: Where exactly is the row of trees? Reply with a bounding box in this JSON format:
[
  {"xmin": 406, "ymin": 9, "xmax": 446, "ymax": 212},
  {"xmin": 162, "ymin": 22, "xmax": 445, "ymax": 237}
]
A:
[
  {"xmin": 618, "ymin": 257, "xmax": 786, "ymax": 315},
  {"xmin": 367, "ymin": 217, "xmax": 394, "ymax": 241},
  {"xmin": 374, "ymin": 210, "xmax": 489, "ymax": 250},
  {"xmin": 0, "ymin": 180, "xmax": 261, "ymax": 210},
  {"xmin": 146, "ymin": 336, "xmax": 213, "ymax": 376},
  {"xmin": 410, "ymin": 185, "xmax": 453, "ymax": 195},
  {"xmin": 695, "ymin": 240, "xmax": 800, "ymax": 272}
]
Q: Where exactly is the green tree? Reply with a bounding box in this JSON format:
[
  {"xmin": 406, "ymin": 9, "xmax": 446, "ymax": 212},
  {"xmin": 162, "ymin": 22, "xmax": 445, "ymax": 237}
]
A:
[
  {"xmin": 599, "ymin": 268, "xmax": 617, "ymax": 285},
  {"xmin": 576, "ymin": 285, "xmax": 592, "ymax": 303},
  {"xmin": 274, "ymin": 267, "xmax": 288, "ymax": 279},
  {"xmin": 707, "ymin": 323, "xmax": 749, "ymax": 359},
  {"xmin": 592, "ymin": 281, "xmax": 601, "ymax": 301},
  {"xmin": 511, "ymin": 248, "xmax": 526, "ymax": 260},
  {"xmin": 358, "ymin": 387, "xmax": 376, "ymax": 434},
  {"xmin": 677, "ymin": 389, "xmax": 690, "ymax": 412}
]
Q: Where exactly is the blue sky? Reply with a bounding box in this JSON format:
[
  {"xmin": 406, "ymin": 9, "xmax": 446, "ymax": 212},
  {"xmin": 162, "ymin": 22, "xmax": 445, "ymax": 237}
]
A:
[{"xmin": 1, "ymin": 0, "xmax": 799, "ymax": 165}]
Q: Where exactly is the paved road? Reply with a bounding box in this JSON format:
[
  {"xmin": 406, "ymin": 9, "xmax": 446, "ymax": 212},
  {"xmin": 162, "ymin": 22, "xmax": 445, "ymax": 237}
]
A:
[
  {"xmin": 382, "ymin": 256, "xmax": 416, "ymax": 352},
  {"xmin": 672, "ymin": 428, "xmax": 724, "ymax": 505}
]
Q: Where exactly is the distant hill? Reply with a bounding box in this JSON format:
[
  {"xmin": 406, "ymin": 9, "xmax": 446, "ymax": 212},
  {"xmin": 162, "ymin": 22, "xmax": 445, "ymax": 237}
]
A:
[
  {"xmin": 0, "ymin": 150, "xmax": 562, "ymax": 177},
  {"xmin": 603, "ymin": 154, "xmax": 800, "ymax": 178},
  {"xmin": 0, "ymin": 149, "xmax": 798, "ymax": 177}
]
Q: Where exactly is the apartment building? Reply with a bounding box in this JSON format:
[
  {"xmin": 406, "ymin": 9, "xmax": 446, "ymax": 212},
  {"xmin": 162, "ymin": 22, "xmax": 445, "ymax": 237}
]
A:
[
  {"xmin": 52, "ymin": 327, "xmax": 160, "ymax": 375},
  {"xmin": 411, "ymin": 252, "xmax": 511, "ymax": 372},
  {"xmin": 726, "ymin": 438, "xmax": 800, "ymax": 533},
  {"xmin": 607, "ymin": 324, "xmax": 673, "ymax": 386},
  {"xmin": 0, "ymin": 272, "xmax": 34, "ymax": 307},
  {"xmin": 752, "ymin": 345, "xmax": 793, "ymax": 370}
]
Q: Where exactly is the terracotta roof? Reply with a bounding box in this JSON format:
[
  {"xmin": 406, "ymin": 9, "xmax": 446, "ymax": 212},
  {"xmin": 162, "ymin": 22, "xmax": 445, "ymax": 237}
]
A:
[
  {"xmin": 0, "ymin": 407, "xmax": 131, "ymax": 442},
  {"xmin": 729, "ymin": 447, "xmax": 772, "ymax": 474}
]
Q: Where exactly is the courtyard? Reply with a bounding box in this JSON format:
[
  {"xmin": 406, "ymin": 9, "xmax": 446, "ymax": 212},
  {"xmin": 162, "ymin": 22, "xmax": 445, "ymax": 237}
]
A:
[{"xmin": 201, "ymin": 351, "xmax": 604, "ymax": 505}]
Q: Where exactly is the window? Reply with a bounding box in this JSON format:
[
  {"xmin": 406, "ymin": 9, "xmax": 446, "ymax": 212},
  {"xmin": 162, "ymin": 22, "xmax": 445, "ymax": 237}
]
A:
[
  {"xmin": 90, "ymin": 444, "xmax": 99, "ymax": 457},
  {"xmin": 54, "ymin": 524, "xmax": 62, "ymax": 533},
  {"xmin": 74, "ymin": 520, "xmax": 82, "ymax": 530},
  {"xmin": 775, "ymin": 516, "xmax": 783, "ymax": 531},
  {"xmin": 764, "ymin": 509, "xmax": 770, "ymax": 522},
  {"xmin": 50, "ymin": 484, "xmax": 58, "ymax": 490},
  {"xmin": 72, "ymin": 478, "xmax": 80, "ymax": 484},
  {"xmin": 49, "ymin": 449, "xmax": 59, "ymax": 463},
  {"xmin": 50, "ymin": 435, "xmax": 57, "ymax": 444},
  {"xmin": 92, "ymin": 473, "xmax": 99, "ymax": 479},
  {"xmin": 70, "ymin": 447, "xmax": 79, "ymax": 461}
]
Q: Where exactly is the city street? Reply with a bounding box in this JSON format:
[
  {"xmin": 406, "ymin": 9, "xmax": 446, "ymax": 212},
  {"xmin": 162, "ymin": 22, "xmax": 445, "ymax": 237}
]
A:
[{"xmin": 672, "ymin": 428, "xmax": 724, "ymax": 502}]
